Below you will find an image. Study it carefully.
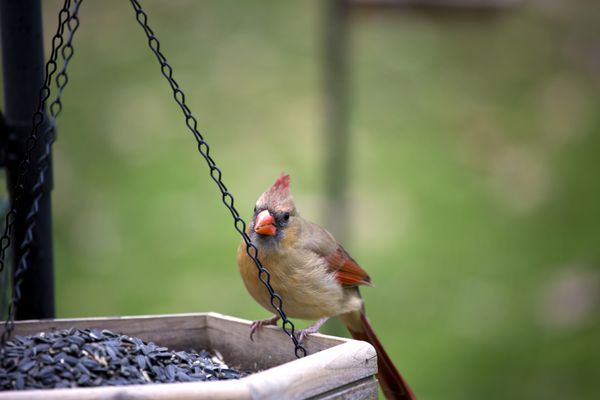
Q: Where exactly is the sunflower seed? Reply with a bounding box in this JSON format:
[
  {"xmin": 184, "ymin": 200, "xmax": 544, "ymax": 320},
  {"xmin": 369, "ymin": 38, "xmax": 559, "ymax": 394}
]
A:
[{"xmin": 1, "ymin": 328, "xmax": 245, "ymax": 391}]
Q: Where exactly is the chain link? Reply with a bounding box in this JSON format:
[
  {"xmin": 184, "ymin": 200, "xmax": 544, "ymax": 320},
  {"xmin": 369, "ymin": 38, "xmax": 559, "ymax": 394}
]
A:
[
  {"xmin": 0, "ymin": 0, "xmax": 83, "ymax": 347},
  {"xmin": 128, "ymin": 0, "xmax": 307, "ymax": 358}
]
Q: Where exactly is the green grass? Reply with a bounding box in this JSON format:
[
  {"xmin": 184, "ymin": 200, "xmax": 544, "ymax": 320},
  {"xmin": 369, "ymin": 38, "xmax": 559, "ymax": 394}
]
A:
[{"xmin": 1, "ymin": 1, "xmax": 599, "ymax": 398}]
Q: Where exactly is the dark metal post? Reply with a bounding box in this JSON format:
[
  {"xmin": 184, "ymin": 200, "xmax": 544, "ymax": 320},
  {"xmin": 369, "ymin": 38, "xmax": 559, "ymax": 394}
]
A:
[
  {"xmin": 0, "ymin": 0, "xmax": 55, "ymax": 319},
  {"xmin": 323, "ymin": 0, "xmax": 350, "ymax": 244}
]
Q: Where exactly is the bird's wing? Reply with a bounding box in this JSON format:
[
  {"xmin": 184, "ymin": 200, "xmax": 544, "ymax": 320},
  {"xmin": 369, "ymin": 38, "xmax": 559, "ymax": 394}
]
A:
[
  {"xmin": 301, "ymin": 221, "xmax": 372, "ymax": 287},
  {"xmin": 324, "ymin": 245, "xmax": 372, "ymax": 287}
]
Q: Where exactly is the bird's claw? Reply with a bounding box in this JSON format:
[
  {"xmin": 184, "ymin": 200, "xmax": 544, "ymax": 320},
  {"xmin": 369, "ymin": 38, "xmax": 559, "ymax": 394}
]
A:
[
  {"xmin": 296, "ymin": 316, "xmax": 329, "ymax": 343},
  {"xmin": 249, "ymin": 315, "xmax": 280, "ymax": 341},
  {"xmin": 297, "ymin": 328, "xmax": 314, "ymax": 343}
]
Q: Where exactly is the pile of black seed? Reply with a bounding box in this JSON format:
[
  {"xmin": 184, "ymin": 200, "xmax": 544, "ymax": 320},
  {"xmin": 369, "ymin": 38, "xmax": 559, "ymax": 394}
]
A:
[{"xmin": 0, "ymin": 328, "xmax": 243, "ymax": 391}]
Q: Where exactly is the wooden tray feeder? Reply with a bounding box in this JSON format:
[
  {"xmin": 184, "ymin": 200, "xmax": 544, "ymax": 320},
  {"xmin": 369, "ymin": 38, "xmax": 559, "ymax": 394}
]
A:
[{"xmin": 1, "ymin": 313, "xmax": 378, "ymax": 399}]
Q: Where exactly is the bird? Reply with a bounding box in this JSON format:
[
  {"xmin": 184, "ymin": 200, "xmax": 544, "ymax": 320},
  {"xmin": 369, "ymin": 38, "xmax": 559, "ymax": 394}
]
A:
[{"xmin": 236, "ymin": 173, "xmax": 415, "ymax": 400}]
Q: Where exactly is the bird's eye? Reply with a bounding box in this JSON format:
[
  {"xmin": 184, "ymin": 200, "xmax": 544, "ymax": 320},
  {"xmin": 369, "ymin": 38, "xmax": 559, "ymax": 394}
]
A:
[
  {"xmin": 253, "ymin": 206, "xmax": 257, "ymax": 213},
  {"xmin": 283, "ymin": 212, "xmax": 290, "ymax": 221}
]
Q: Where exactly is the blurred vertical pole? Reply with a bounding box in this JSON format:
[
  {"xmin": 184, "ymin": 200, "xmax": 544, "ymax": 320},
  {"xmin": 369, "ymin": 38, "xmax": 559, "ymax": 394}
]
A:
[
  {"xmin": 323, "ymin": 0, "xmax": 350, "ymax": 336},
  {"xmin": 323, "ymin": 0, "xmax": 350, "ymax": 244},
  {"xmin": 0, "ymin": 0, "xmax": 55, "ymax": 320}
]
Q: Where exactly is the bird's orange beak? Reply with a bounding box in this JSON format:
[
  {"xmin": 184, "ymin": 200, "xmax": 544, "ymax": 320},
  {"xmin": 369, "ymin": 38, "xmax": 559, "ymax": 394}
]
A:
[{"xmin": 254, "ymin": 209, "xmax": 277, "ymax": 236}]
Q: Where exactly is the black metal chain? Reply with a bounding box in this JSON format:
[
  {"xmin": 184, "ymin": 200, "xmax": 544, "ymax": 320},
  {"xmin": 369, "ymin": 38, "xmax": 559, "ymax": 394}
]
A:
[
  {"xmin": 0, "ymin": 0, "xmax": 83, "ymax": 347},
  {"xmin": 128, "ymin": 0, "xmax": 307, "ymax": 358},
  {"xmin": 0, "ymin": 0, "xmax": 72, "ymax": 273}
]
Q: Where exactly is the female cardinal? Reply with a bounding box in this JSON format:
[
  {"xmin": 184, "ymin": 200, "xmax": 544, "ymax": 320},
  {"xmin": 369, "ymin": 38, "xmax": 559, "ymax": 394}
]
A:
[{"xmin": 237, "ymin": 174, "xmax": 415, "ymax": 400}]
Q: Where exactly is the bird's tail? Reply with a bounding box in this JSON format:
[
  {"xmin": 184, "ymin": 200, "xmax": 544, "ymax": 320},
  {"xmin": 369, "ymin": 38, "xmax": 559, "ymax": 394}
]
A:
[{"xmin": 341, "ymin": 310, "xmax": 416, "ymax": 400}]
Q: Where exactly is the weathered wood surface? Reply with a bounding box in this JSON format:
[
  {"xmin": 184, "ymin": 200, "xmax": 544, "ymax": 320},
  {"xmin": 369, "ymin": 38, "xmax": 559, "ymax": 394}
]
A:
[
  {"xmin": 10, "ymin": 313, "xmax": 211, "ymax": 351},
  {"xmin": 205, "ymin": 312, "xmax": 351, "ymax": 370},
  {"xmin": 311, "ymin": 377, "xmax": 379, "ymax": 400},
  {"xmin": 2, "ymin": 312, "xmax": 378, "ymax": 400}
]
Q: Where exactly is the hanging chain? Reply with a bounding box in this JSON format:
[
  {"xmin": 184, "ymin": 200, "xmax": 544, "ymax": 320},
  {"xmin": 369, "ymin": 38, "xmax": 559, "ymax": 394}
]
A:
[
  {"xmin": 0, "ymin": 0, "xmax": 83, "ymax": 347},
  {"xmin": 128, "ymin": 0, "xmax": 307, "ymax": 358}
]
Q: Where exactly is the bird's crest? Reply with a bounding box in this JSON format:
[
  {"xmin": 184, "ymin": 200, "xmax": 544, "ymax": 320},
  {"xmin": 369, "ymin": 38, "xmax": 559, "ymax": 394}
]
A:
[
  {"xmin": 267, "ymin": 173, "xmax": 291, "ymax": 198},
  {"xmin": 258, "ymin": 173, "xmax": 294, "ymax": 209}
]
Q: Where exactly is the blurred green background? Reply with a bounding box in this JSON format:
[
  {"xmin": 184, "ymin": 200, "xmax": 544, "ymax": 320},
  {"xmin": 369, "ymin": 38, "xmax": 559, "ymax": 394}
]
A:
[{"xmin": 2, "ymin": 0, "xmax": 600, "ymax": 398}]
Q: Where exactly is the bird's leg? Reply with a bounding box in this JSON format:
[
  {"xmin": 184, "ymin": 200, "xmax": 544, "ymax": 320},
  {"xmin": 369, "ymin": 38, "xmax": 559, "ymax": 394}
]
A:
[
  {"xmin": 250, "ymin": 314, "xmax": 280, "ymax": 341},
  {"xmin": 298, "ymin": 317, "xmax": 329, "ymax": 342}
]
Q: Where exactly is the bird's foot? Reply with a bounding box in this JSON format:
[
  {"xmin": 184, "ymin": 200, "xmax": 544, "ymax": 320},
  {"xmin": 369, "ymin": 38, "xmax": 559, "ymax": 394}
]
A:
[
  {"xmin": 297, "ymin": 317, "xmax": 329, "ymax": 343},
  {"xmin": 250, "ymin": 315, "xmax": 280, "ymax": 341}
]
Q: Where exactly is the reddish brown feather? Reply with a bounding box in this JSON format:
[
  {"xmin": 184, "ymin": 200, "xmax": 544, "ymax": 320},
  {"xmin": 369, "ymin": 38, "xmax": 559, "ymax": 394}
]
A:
[
  {"xmin": 266, "ymin": 173, "xmax": 291, "ymax": 199},
  {"xmin": 272, "ymin": 173, "xmax": 290, "ymax": 190},
  {"xmin": 347, "ymin": 312, "xmax": 416, "ymax": 400},
  {"xmin": 325, "ymin": 246, "xmax": 372, "ymax": 287}
]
